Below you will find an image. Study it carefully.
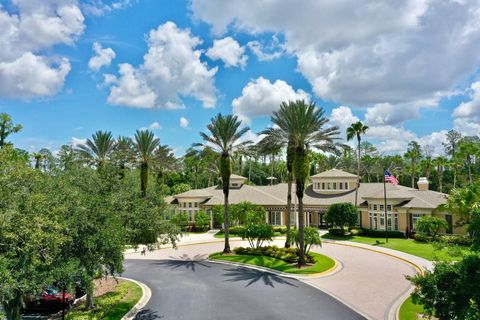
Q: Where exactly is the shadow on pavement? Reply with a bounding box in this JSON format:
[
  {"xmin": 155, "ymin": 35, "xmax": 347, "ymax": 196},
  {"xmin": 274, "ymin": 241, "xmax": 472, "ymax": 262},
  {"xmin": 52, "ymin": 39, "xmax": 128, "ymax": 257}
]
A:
[
  {"xmin": 154, "ymin": 254, "xmax": 211, "ymax": 272},
  {"xmin": 222, "ymin": 267, "xmax": 298, "ymax": 288},
  {"xmin": 134, "ymin": 309, "xmax": 164, "ymax": 320}
]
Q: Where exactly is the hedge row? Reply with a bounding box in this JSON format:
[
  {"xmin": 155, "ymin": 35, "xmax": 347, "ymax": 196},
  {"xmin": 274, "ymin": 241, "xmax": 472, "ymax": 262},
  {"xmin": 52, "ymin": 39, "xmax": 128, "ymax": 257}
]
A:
[{"xmin": 233, "ymin": 245, "xmax": 315, "ymax": 264}]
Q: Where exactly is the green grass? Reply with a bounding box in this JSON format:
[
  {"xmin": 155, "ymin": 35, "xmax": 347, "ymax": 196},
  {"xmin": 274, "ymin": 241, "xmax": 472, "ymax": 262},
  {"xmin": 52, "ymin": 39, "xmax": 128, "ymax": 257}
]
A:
[
  {"xmin": 322, "ymin": 234, "xmax": 471, "ymax": 261},
  {"xmin": 399, "ymin": 296, "xmax": 425, "ymax": 320},
  {"xmin": 209, "ymin": 251, "xmax": 335, "ymax": 274},
  {"xmin": 66, "ymin": 280, "xmax": 142, "ymax": 320}
]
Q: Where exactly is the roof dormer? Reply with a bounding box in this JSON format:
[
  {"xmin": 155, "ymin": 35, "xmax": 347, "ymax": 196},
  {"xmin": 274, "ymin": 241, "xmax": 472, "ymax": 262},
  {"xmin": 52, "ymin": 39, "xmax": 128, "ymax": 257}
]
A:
[
  {"xmin": 229, "ymin": 174, "xmax": 248, "ymax": 188},
  {"xmin": 311, "ymin": 169, "xmax": 358, "ymax": 195}
]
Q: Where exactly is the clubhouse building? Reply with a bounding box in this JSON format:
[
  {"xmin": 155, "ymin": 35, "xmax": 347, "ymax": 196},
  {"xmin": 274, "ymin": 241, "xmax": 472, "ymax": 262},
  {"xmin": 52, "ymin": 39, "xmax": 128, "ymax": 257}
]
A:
[{"xmin": 166, "ymin": 169, "xmax": 463, "ymax": 235}]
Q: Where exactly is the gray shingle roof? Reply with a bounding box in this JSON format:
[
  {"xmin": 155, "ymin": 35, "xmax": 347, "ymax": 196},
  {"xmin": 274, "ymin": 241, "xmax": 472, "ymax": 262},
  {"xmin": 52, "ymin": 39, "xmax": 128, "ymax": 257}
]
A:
[{"xmin": 166, "ymin": 180, "xmax": 448, "ymax": 210}]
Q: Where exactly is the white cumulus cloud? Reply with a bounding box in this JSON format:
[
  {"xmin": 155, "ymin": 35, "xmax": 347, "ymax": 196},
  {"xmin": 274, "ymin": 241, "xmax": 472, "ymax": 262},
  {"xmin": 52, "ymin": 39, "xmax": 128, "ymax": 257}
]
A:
[
  {"xmin": 179, "ymin": 117, "xmax": 189, "ymax": 129},
  {"xmin": 88, "ymin": 42, "xmax": 116, "ymax": 71},
  {"xmin": 232, "ymin": 77, "xmax": 309, "ymax": 123},
  {"xmin": 105, "ymin": 21, "xmax": 217, "ymax": 109},
  {"xmin": 0, "ymin": 0, "xmax": 84, "ymax": 99},
  {"xmin": 206, "ymin": 37, "xmax": 247, "ymax": 68}
]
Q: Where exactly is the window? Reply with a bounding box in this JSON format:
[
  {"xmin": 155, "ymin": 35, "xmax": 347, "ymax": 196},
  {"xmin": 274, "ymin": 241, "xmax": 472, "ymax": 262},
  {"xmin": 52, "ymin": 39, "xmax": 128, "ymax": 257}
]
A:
[
  {"xmin": 327, "ymin": 183, "xmax": 331, "ymax": 190},
  {"xmin": 270, "ymin": 211, "xmax": 281, "ymax": 225},
  {"xmin": 412, "ymin": 213, "xmax": 425, "ymax": 230},
  {"xmin": 373, "ymin": 213, "xmax": 378, "ymax": 229},
  {"xmin": 380, "ymin": 213, "xmax": 385, "ymax": 226},
  {"xmin": 344, "ymin": 182, "xmax": 348, "ymax": 189},
  {"xmin": 188, "ymin": 210, "xmax": 193, "ymax": 221},
  {"xmin": 374, "ymin": 204, "xmax": 378, "ymax": 211},
  {"xmin": 387, "ymin": 213, "xmax": 392, "ymax": 230},
  {"xmin": 339, "ymin": 183, "xmax": 343, "ymax": 190},
  {"xmin": 394, "ymin": 213, "xmax": 398, "ymax": 231},
  {"xmin": 232, "ymin": 183, "xmax": 238, "ymax": 187},
  {"xmin": 369, "ymin": 212, "xmax": 373, "ymax": 229},
  {"xmin": 380, "ymin": 205, "xmax": 384, "ymax": 211},
  {"xmin": 194, "ymin": 202, "xmax": 198, "ymax": 207},
  {"xmin": 322, "ymin": 182, "xmax": 325, "ymax": 189},
  {"xmin": 387, "ymin": 205, "xmax": 392, "ymax": 211},
  {"xmin": 333, "ymin": 182, "xmax": 337, "ymax": 189},
  {"xmin": 189, "ymin": 202, "xmax": 192, "ymax": 208}
]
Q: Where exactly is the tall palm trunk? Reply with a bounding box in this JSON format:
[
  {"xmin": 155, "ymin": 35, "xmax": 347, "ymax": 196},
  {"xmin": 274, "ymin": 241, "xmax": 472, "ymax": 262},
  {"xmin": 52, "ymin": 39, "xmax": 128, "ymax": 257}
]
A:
[
  {"xmin": 221, "ymin": 153, "xmax": 231, "ymax": 253},
  {"xmin": 140, "ymin": 162, "xmax": 148, "ymax": 197},
  {"xmin": 467, "ymin": 156, "xmax": 473, "ymax": 184},
  {"xmin": 411, "ymin": 161, "xmax": 415, "ymax": 188},
  {"xmin": 294, "ymin": 146, "xmax": 308, "ymax": 266},
  {"xmin": 438, "ymin": 166, "xmax": 443, "ymax": 193},
  {"xmin": 355, "ymin": 136, "xmax": 360, "ymax": 226},
  {"xmin": 284, "ymin": 146, "xmax": 293, "ymax": 248},
  {"xmin": 270, "ymin": 154, "xmax": 275, "ymax": 185}
]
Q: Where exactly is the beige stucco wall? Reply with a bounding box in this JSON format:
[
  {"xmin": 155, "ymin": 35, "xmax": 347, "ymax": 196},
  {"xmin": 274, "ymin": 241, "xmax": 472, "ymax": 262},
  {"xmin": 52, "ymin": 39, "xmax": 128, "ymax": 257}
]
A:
[{"xmin": 311, "ymin": 176, "xmax": 358, "ymax": 194}]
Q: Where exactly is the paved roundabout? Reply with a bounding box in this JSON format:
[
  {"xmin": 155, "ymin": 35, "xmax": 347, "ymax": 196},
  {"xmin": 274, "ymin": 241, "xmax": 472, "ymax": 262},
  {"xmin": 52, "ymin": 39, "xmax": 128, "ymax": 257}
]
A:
[{"xmin": 124, "ymin": 236, "xmax": 424, "ymax": 320}]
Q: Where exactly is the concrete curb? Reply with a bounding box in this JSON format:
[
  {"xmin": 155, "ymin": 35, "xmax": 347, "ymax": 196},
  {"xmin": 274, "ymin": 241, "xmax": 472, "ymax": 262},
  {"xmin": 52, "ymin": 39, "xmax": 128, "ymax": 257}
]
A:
[
  {"xmin": 118, "ymin": 277, "xmax": 152, "ymax": 320},
  {"xmin": 206, "ymin": 255, "xmax": 341, "ymax": 280}
]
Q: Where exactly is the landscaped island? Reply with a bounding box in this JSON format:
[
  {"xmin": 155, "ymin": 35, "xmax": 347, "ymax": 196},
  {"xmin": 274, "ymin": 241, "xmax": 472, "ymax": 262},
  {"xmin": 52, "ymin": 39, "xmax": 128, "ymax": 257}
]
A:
[{"xmin": 210, "ymin": 248, "xmax": 335, "ymax": 275}]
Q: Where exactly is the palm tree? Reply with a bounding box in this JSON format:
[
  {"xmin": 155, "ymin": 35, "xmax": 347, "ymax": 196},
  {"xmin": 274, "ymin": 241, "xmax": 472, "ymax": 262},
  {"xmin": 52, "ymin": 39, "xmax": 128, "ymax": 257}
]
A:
[
  {"xmin": 153, "ymin": 144, "xmax": 177, "ymax": 186},
  {"xmin": 404, "ymin": 141, "xmax": 422, "ymax": 188},
  {"xmin": 457, "ymin": 138, "xmax": 480, "ymax": 184},
  {"xmin": 443, "ymin": 130, "xmax": 462, "ymax": 188},
  {"xmin": 266, "ymin": 100, "xmax": 340, "ymax": 264},
  {"xmin": 346, "ymin": 121, "xmax": 369, "ymax": 207},
  {"xmin": 133, "ymin": 130, "xmax": 160, "ymax": 197},
  {"xmin": 77, "ymin": 130, "xmax": 116, "ymax": 169},
  {"xmin": 433, "ymin": 156, "xmax": 448, "ymax": 193},
  {"xmin": 31, "ymin": 152, "xmax": 45, "ymax": 170},
  {"xmin": 112, "ymin": 136, "xmax": 135, "ymax": 179},
  {"xmin": 195, "ymin": 113, "xmax": 250, "ymax": 253}
]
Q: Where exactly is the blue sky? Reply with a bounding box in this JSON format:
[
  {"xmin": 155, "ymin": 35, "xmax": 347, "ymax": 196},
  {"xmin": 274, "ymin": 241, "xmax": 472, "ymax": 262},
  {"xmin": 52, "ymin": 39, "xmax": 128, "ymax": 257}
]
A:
[{"xmin": 1, "ymin": 0, "xmax": 480, "ymax": 156}]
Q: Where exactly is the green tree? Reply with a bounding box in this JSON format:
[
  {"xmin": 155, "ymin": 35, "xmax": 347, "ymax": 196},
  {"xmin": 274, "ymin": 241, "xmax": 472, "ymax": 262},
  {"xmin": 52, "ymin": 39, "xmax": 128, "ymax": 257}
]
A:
[
  {"xmin": 409, "ymin": 254, "xmax": 480, "ymax": 320},
  {"xmin": 194, "ymin": 211, "xmax": 210, "ymax": 231},
  {"xmin": 196, "ymin": 113, "xmax": 250, "ymax": 253},
  {"xmin": 133, "ymin": 130, "xmax": 160, "ymax": 197},
  {"xmin": 77, "ymin": 130, "xmax": 116, "ymax": 169},
  {"xmin": 287, "ymin": 227, "xmax": 322, "ymax": 255},
  {"xmin": 416, "ymin": 216, "xmax": 448, "ymax": 238},
  {"xmin": 112, "ymin": 136, "xmax": 135, "ymax": 179},
  {"xmin": 433, "ymin": 156, "xmax": 448, "ymax": 193},
  {"xmin": 324, "ymin": 203, "xmax": 359, "ymax": 233},
  {"xmin": 240, "ymin": 224, "xmax": 274, "ymax": 248},
  {"xmin": 0, "ymin": 113, "xmax": 22, "ymax": 148},
  {"xmin": 346, "ymin": 121, "xmax": 369, "ymax": 206},
  {"xmin": 405, "ymin": 141, "xmax": 422, "ymax": 188},
  {"xmin": 171, "ymin": 183, "xmax": 191, "ymax": 195},
  {"xmin": 270, "ymin": 100, "xmax": 340, "ymax": 265},
  {"xmin": 443, "ymin": 130, "xmax": 462, "ymax": 188},
  {"xmin": 441, "ymin": 181, "xmax": 480, "ymax": 238},
  {"xmin": 457, "ymin": 138, "xmax": 480, "ymax": 185}
]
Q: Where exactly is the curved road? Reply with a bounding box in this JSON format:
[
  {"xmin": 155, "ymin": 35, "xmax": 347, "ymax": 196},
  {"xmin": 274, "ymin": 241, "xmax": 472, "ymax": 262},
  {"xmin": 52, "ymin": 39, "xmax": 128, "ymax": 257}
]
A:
[
  {"xmin": 123, "ymin": 259, "xmax": 365, "ymax": 320},
  {"xmin": 124, "ymin": 238, "xmax": 419, "ymax": 319}
]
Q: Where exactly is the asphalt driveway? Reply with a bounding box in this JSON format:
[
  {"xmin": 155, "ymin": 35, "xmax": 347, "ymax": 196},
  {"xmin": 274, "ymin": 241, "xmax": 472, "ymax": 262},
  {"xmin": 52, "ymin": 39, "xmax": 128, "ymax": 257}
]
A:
[{"xmin": 123, "ymin": 258, "xmax": 365, "ymax": 320}]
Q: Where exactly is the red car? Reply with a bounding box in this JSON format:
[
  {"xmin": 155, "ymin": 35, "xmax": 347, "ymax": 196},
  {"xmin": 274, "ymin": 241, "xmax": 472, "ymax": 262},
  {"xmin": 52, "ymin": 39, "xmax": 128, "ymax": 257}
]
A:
[{"xmin": 34, "ymin": 286, "xmax": 74, "ymax": 307}]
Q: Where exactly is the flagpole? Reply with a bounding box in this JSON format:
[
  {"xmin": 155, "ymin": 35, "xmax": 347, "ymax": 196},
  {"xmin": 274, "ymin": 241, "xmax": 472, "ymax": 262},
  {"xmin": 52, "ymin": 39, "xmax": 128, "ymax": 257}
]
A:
[{"xmin": 383, "ymin": 168, "xmax": 389, "ymax": 243}]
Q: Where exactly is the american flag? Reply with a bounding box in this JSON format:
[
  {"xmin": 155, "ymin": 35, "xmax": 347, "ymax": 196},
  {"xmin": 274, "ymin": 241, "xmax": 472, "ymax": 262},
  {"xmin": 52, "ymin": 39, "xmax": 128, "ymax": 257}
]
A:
[{"xmin": 384, "ymin": 170, "xmax": 399, "ymax": 185}]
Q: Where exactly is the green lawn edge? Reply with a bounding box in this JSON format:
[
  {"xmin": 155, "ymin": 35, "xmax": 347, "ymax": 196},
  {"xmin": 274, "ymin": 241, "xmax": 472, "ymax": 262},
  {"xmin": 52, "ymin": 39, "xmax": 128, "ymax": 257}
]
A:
[
  {"xmin": 66, "ymin": 280, "xmax": 142, "ymax": 320},
  {"xmin": 209, "ymin": 251, "xmax": 335, "ymax": 275},
  {"xmin": 399, "ymin": 296, "xmax": 425, "ymax": 320},
  {"xmin": 322, "ymin": 233, "xmax": 470, "ymax": 261}
]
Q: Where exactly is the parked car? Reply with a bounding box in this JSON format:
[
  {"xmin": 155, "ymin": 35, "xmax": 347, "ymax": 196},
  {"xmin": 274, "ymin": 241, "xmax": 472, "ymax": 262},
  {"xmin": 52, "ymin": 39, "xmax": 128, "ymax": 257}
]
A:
[{"xmin": 25, "ymin": 286, "xmax": 74, "ymax": 309}]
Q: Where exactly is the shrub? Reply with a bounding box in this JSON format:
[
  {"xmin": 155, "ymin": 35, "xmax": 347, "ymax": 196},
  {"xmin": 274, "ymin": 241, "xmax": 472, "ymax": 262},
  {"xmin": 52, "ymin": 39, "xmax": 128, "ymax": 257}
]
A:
[
  {"xmin": 349, "ymin": 228, "xmax": 363, "ymax": 236},
  {"xmin": 328, "ymin": 227, "xmax": 347, "ymax": 236},
  {"xmin": 287, "ymin": 227, "xmax": 321, "ymax": 254},
  {"xmin": 409, "ymin": 254, "xmax": 480, "ymax": 320},
  {"xmin": 215, "ymin": 226, "xmax": 245, "ymax": 236},
  {"xmin": 414, "ymin": 233, "xmax": 432, "ymax": 243},
  {"xmin": 194, "ymin": 211, "xmax": 210, "ymax": 231},
  {"xmin": 171, "ymin": 212, "xmax": 189, "ymax": 231},
  {"xmin": 361, "ymin": 228, "xmax": 405, "ymax": 238},
  {"xmin": 438, "ymin": 235, "xmax": 474, "ymax": 246},
  {"xmin": 212, "ymin": 202, "xmax": 267, "ymax": 226},
  {"xmin": 273, "ymin": 226, "xmax": 287, "ymax": 234},
  {"xmin": 416, "ymin": 216, "xmax": 448, "ymax": 238},
  {"xmin": 232, "ymin": 245, "xmax": 315, "ymax": 264},
  {"xmin": 240, "ymin": 224, "xmax": 274, "ymax": 248},
  {"xmin": 324, "ymin": 203, "xmax": 358, "ymax": 230}
]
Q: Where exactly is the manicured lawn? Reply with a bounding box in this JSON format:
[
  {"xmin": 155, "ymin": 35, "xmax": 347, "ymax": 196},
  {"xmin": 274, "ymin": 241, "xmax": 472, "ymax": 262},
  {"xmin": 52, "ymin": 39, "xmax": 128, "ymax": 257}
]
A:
[
  {"xmin": 66, "ymin": 280, "xmax": 142, "ymax": 320},
  {"xmin": 322, "ymin": 234, "xmax": 470, "ymax": 261},
  {"xmin": 209, "ymin": 252, "xmax": 335, "ymax": 274},
  {"xmin": 399, "ymin": 296, "xmax": 425, "ymax": 320}
]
